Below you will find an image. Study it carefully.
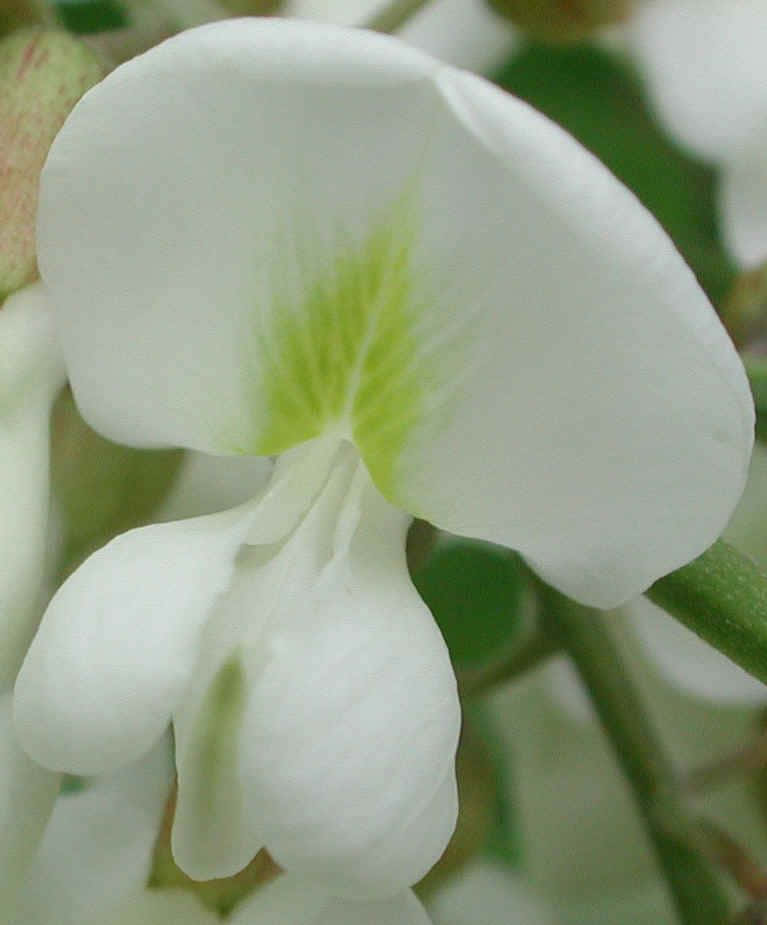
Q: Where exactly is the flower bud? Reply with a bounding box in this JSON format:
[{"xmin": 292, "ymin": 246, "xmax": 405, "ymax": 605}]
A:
[
  {"xmin": 485, "ymin": 0, "xmax": 632, "ymax": 43},
  {"xmin": 0, "ymin": 0, "xmax": 52, "ymax": 35},
  {"xmin": 0, "ymin": 29, "xmax": 104, "ymax": 301}
]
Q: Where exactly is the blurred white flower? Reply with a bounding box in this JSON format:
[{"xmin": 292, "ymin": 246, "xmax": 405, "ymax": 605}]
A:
[
  {"xmin": 0, "ymin": 284, "xmax": 64, "ymax": 686},
  {"xmin": 631, "ymin": 0, "xmax": 767, "ymax": 267},
  {"xmin": 287, "ymin": 0, "xmax": 516, "ymax": 73},
  {"xmin": 428, "ymin": 861, "xmax": 555, "ymax": 925},
  {"xmin": 491, "ymin": 658, "xmax": 767, "ymax": 924}
]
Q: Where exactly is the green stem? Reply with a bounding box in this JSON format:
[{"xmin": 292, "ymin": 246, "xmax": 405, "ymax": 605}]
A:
[
  {"xmin": 363, "ymin": 0, "xmax": 431, "ymax": 33},
  {"xmin": 540, "ymin": 585, "xmax": 731, "ymax": 925},
  {"xmin": 648, "ymin": 540, "xmax": 767, "ymax": 687}
]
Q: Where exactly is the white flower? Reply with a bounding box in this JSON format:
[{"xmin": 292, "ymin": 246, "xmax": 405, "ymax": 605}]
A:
[
  {"xmin": 0, "ymin": 283, "xmax": 64, "ymax": 686},
  {"xmin": 630, "ymin": 0, "xmax": 767, "ymax": 267},
  {"xmin": 395, "ymin": 0, "xmax": 515, "ymax": 73},
  {"xmin": 288, "ymin": 0, "xmax": 517, "ymax": 73},
  {"xmin": 12, "ymin": 742, "xmax": 433, "ymax": 925},
  {"xmin": 14, "ymin": 17, "xmax": 752, "ymax": 900}
]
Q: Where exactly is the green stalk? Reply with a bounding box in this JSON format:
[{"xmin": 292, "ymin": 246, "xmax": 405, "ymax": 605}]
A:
[
  {"xmin": 540, "ymin": 584, "xmax": 731, "ymax": 925},
  {"xmin": 648, "ymin": 540, "xmax": 767, "ymax": 687}
]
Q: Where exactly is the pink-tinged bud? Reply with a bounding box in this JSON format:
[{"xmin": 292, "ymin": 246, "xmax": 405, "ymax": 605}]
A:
[
  {"xmin": 0, "ymin": 29, "xmax": 104, "ymax": 302},
  {"xmin": 485, "ymin": 0, "xmax": 632, "ymax": 43},
  {"xmin": 0, "ymin": 0, "xmax": 54, "ymax": 36}
]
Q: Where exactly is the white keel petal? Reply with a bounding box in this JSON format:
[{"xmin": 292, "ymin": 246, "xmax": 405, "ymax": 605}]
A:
[{"xmin": 15, "ymin": 503, "xmax": 257, "ymax": 774}]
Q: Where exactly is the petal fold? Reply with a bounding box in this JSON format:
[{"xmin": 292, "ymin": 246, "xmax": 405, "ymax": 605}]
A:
[{"xmin": 14, "ymin": 504, "xmax": 256, "ymax": 774}]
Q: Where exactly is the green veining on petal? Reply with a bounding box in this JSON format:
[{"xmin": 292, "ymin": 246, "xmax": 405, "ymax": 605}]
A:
[
  {"xmin": 251, "ymin": 198, "xmax": 433, "ymax": 497},
  {"xmin": 189, "ymin": 653, "xmax": 246, "ymax": 821}
]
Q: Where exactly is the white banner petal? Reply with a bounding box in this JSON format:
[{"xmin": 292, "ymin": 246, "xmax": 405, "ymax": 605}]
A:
[
  {"xmin": 388, "ymin": 67, "xmax": 753, "ymax": 607},
  {"xmin": 37, "ymin": 20, "xmax": 752, "ymax": 610},
  {"xmin": 37, "ymin": 21, "xmax": 439, "ymax": 454},
  {"xmin": 14, "ymin": 503, "xmax": 256, "ymax": 774}
]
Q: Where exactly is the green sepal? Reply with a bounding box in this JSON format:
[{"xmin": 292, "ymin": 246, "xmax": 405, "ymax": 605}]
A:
[{"xmin": 53, "ymin": 0, "xmax": 127, "ymax": 33}]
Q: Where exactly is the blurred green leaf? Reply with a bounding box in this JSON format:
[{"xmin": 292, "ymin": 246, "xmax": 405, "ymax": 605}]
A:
[
  {"xmin": 413, "ymin": 537, "xmax": 526, "ymax": 669},
  {"xmin": 54, "ymin": 0, "xmax": 127, "ymax": 33},
  {"xmin": 493, "ymin": 43, "xmax": 736, "ymax": 305}
]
